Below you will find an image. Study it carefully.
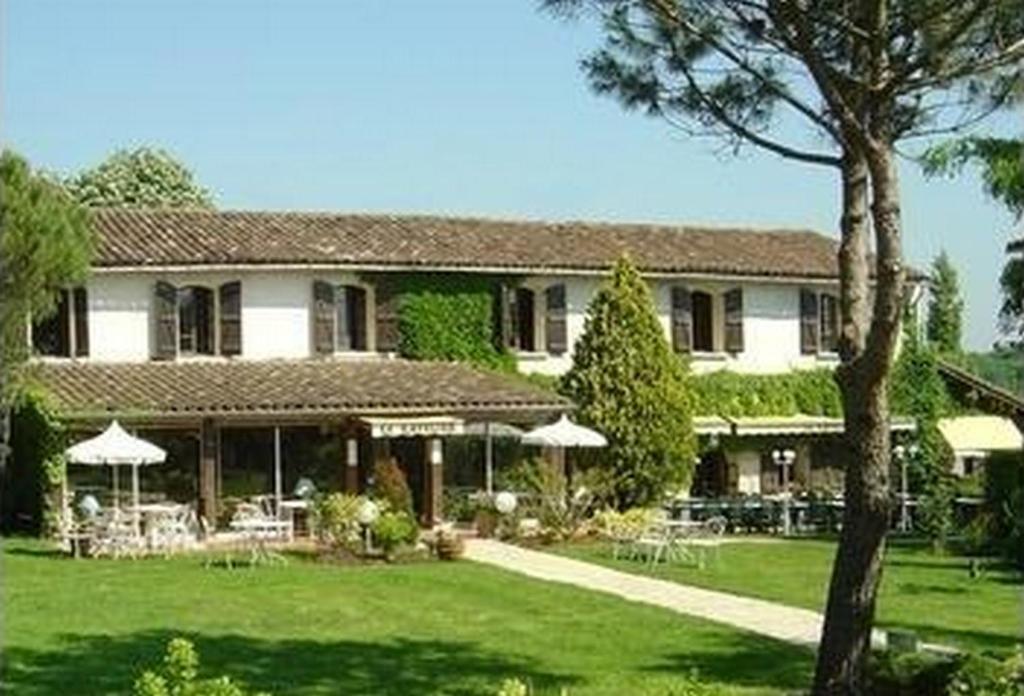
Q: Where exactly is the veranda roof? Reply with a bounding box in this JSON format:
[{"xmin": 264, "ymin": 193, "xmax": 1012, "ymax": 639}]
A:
[
  {"xmin": 696, "ymin": 414, "xmax": 916, "ymax": 437},
  {"xmin": 938, "ymin": 416, "xmax": 1024, "ymax": 455},
  {"xmin": 31, "ymin": 359, "xmax": 570, "ymax": 422}
]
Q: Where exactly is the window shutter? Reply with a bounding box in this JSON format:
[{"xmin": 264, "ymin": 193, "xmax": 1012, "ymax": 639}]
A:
[
  {"xmin": 312, "ymin": 280, "xmax": 335, "ymax": 356},
  {"xmin": 545, "ymin": 284, "xmax": 567, "ymax": 355},
  {"xmin": 349, "ymin": 286, "xmax": 368, "ymax": 351},
  {"xmin": 73, "ymin": 287, "xmax": 89, "ymax": 357},
  {"xmin": 500, "ymin": 284, "xmax": 517, "ymax": 350},
  {"xmin": 219, "ymin": 281, "xmax": 242, "ymax": 357},
  {"xmin": 154, "ymin": 281, "xmax": 178, "ymax": 360},
  {"xmin": 820, "ymin": 294, "xmax": 839, "ymax": 353},
  {"xmin": 800, "ymin": 289, "xmax": 820, "ymax": 355},
  {"xmin": 375, "ymin": 282, "xmax": 401, "ymax": 353},
  {"xmin": 671, "ymin": 286, "xmax": 692, "ymax": 353},
  {"xmin": 724, "ymin": 288, "xmax": 744, "ymax": 354}
]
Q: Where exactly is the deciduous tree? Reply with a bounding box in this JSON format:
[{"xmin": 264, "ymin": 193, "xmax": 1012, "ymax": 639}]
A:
[
  {"xmin": 544, "ymin": 0, "xmax": 1023, "ymax": 690},
  {"xmin": 562, "ymin": 256, "xmax": 696, "ymax": 508},
  {"xmin": 64, "ymin": 147, "xmax": 214, "ymax": 209}
]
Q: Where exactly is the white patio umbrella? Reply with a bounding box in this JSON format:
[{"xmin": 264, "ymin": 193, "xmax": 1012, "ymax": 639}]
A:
[
  {"xmin": 463, "ymin": 422, "xmax": 525, "ymax": 495},
  {"xmin": 521, "ymin": 415, "xmax": 608, "ymax": 448},
  {"xmin": 522, "ymin": 415, "xmax": 607, "ymax": 486},
  {"xmin": 65, "ymin": 420, "xmax": 166, "ymax": 535}
]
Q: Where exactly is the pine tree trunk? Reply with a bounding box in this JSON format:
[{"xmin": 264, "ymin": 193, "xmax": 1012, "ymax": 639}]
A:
[{"xmin": 813, "ymin": 142, "xmax": 905, "ymax": 694}]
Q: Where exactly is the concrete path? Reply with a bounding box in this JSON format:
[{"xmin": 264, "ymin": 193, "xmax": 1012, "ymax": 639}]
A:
[{"xmin": 464, "ymin": 538, "xmax": 888, "ymax": 650}]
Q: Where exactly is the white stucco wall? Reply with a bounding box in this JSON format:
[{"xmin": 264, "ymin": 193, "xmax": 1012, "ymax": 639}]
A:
[{"xmin": 78, "ymin": 269, "xmax": 855, "ymax": 372}]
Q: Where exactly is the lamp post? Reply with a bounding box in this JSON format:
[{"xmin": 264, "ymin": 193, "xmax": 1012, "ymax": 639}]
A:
[
  {"xmin": 892, "ymin": 444, "xmax": 919, "ymax": 533},
  {"xmin": 772, "ymin": 448, "xmax": 796, "ymax": 536}
]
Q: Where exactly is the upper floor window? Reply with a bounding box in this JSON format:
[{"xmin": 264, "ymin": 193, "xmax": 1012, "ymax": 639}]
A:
[
  {"xmin": 671, "ymin": 286, "xmax": 743, "ymax": 354},
  {"xmin": 800, "ymin": 289, "xmax": 839, "ymax": 355},
  {"xmin": 32, "ymin": 287, "xmax": 89, "ymax": 358},
  {"xmin": 154, "ymin": 281, "xmax": 241, "ymax": 359},
  {"xmin": 498, "ymin": 283, "xmax": 567, "ymax": 355},
  {"xmin": 312, "ymin": 281, "xmax": 369, "ymax": 354},
  {"xmin": 798, "ymin": 288, "xmax": 839, "ymax": 354}
]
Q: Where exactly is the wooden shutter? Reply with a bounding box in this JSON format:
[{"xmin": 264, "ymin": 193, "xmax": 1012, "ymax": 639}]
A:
[
  {"xmin": 312, "ymin": 280, "xmax": 335, "ymax": 356},
  {"xmin": 545, "ymin": 284, "xmax": 567, "ymax": 355},
  {"xmin": 671, "ymin": 286, "xmax": 692, "ymax": 353},
  {"xmin": 72, "ymin": 287, "xmax": 89, "ymax": 357},
  {"xmin": 820, "ymin": 294, "xmax": 838, "ymax": 353},
  {"xmin": 219, "ymin": 281, "xmax": 242, "ymax": 356},
  {"xmin": 154, "ymin": 281, "xmax": 178, "ymax": 360},
  {"xmin": 499, "ymin": 284, "xmax": 516, "ymax": 350},
  {"xmin": 375, "ymin": 282, "xmax": 401, "ymax": 353},
  {"xmin": 800, "ymin": 289, "xmax": 820, "ymax": 355},
  {"xmin": 349, "ymin": 286, "xmax": 367, "ymax": 351},
  {"xmin": 724, "ymin": 288, "xmax": 744, "ymax": 354}
]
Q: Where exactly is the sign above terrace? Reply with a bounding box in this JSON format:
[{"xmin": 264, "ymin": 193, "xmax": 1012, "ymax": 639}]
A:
[
  {"xmin": 90, "ymin": 208, "xmax": 851, "ymax": 280},
  {"xmin": 362, "ymin": 416, "xmax": 466, "ymax": 439}
]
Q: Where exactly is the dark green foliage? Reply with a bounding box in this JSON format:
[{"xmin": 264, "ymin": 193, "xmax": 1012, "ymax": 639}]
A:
[
  {"xmin": 978, "ymin": 452, "xmax": 1024, "ymax": 568},
  {"xmin": 926, "ymin": 251, "xmax": 964, "ymax": 356},
  {"xmin": 999, "ymin": 257, "xmax": 1024, "ymax": 340},
  {"xmin": 562, "ymin": 256, "xmax": 696, "ymax": 508},
  {"xmin": 1, "ymin": 150, "xmax": 94, "ymax": 397},
  {"xmin": 373, "ymin": 274, "xmax": 516, "ymax": 371},
  {"xmin": 866, "ymin": 650, "xmax": 959, "ymax": 696},
  {"xmin": 691, "ymin": 369, "xmax": 843, "ymax": 418},
  {"xmin": 64, "ymin": 147, "xmax": 214, "ymax": 209},
  {"xmin": 1, "ymin": 389, "xmax": 68, "ymax": 535}
]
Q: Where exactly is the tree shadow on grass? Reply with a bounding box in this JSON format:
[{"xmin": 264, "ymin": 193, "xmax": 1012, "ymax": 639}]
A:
[
  {"xmin": 642, "ymin": 631, "xmax": 814, "ymax": 691},
  {"xmin": 3, "ymin": 630, "xmax": 575, "ymax": 696}
]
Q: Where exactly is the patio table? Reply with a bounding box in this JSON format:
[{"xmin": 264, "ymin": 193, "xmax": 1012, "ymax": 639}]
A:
[{"xmin": 278, "ymin": 499, "xmax": 309, "ymax": 537}]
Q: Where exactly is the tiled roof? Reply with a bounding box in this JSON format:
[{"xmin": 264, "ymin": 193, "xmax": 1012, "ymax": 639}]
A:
[
  {"xmin": 91, "ymin": 208, "xmax": 846, "ymax": 279},
  {"xmin": 31, "ymin": 359, "xmax": 570, "ymax": 420}
]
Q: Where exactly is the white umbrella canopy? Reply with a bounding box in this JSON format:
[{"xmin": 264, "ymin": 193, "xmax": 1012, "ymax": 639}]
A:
[
  {"xmin": 66, "ymin": 420, "xmax": 166, "ymax": 466},
  {"xmin": 522, "ymin": 415, "xmax": 608, "ymax": 448},
  {"xmin": 65, "ymin": 421, "xmax": 166, "ymax": 534}
]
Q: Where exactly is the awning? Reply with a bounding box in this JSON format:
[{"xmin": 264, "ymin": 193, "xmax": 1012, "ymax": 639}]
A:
[
  {"xmin": 362, "ymin": 416, "xmax": 465, "ymax": 439},
  {"xmin": 697, "ymin": 414, "xmax": 916, "ymax": 437},
  {"xmin": 938, "ymin": 416, "xmax": 1023, "ymax": 455}
]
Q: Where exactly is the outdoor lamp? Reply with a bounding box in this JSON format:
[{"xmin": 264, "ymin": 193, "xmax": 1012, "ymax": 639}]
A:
[
  {"xmin": 78, "ymin": 494, "xmax": 101, "ymax": 518},
  {"xmin": 293, "ymin": 477, "xmax": 316, "ymax": 499},
  {"xmin": 357, "ymin": 499, "xmax": 380, "ymax": 526},
  {"xmin": 494, "ymin": 491, "xmax": 517, "ymax": 515}
]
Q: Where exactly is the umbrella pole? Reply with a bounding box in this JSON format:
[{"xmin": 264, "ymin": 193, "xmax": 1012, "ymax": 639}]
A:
[
  {"xmin": 274, "ymin": 426, "xmax": 283, "ymax": 518},
  {"xmin": 112, "ymin": 465, "xmax": 120, "ymax": 518},
  {"xmin": 485, "ymin": 423, "xmax": 494, "ymax": 496},
  {"xmin": 132, "ymin": 464, "xmax": 140, "ymax": 537}
]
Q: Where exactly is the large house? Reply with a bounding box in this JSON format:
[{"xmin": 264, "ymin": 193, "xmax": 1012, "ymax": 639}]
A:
[{"xmin": 29, "ymin": 209, "xmax": 923, "ymax": 526}]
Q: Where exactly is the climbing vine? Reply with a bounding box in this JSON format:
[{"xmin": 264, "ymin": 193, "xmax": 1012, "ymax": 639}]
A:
[
  {"xmin": 690, "ymin": 368, "xmax": 843, "ymax": 418},
  {"xmin": 373, "ymin": 273, "xmax": 518, "ymax": 372}
]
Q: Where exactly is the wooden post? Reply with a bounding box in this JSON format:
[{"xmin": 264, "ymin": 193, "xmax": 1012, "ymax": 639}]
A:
[
  {"xmin": 423, "ymin": 437, "xmax": 443, "ymax": 527},
  {"xmin": 273, "ymin": 426, "xmax": 283, "ymax": 517},
  {"xmin": 345, "ymin": 437, "xmax": 360, "ymax": 493},
  {"xmin": 199, "ymin": 419, "xmax": 218, "ymax": 527}
]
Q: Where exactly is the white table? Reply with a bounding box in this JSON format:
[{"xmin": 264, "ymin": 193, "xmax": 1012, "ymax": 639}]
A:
[{"xmin": 229, "ymin": 517, "xmax": 292, "ymax": 565}]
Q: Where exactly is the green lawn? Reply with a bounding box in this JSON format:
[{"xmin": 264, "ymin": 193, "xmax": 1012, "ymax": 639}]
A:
[
  {"xmin": 555, "ymin": 537, "xmax": 1023, "ymax": 654},
  {"xmin": 1, "ymin": 538, "xmax": 812, "ymax": 696}
]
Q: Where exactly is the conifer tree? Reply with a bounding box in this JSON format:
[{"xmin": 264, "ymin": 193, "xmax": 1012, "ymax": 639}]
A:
[
  {"xmin": 562, "ymin": 256, "xmax": 696, "ymax": 508},
  {"xmin": 926, "ymin": 251, "xmax": 964, "ymax": 356}
]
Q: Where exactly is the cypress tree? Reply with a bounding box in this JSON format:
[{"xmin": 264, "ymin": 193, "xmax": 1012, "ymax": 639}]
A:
[
  {"xmin": 562, "ymin": 256, "xmax": 696, "ymax": 509},
  {"xmin": 926, "ymin": 251, "xmax": 964, "ymax": 356}
]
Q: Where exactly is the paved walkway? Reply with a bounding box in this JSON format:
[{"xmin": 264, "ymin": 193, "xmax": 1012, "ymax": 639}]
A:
[{"xmin": 464, "ymin": 538, "xmax": 887, "ymax": 650}]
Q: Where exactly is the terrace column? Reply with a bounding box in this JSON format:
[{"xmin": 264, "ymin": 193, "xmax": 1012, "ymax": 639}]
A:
[
  {"xmin": 345, "ymin": 438, "xmax": 360, "ymax": 493},
  {"xmin": 422, "ymin": 437, "xmax": 443, "ymax": 527},
  {"xmin": 199, "ymin": 419, "xmax": 219, "ymax": 526}
]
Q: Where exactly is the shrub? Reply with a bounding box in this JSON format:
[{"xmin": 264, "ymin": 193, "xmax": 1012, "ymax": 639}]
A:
[
  {"xmin": 373, "ymin": 458, "xmax": 415, "ymax": 519},
  {"xmin": 133, "ymin": 638, "xmax": 268, "ymax": 696},
  {"xmin": 866, "ymin": 649, "xmax": 1024, "ymax": 696},
  {"xmin": 432, "ymin": 526, "xmax": 465, "ymax": 560},
  {"xmin": 949, "ymin": 650, "xmax": 1024, "ymax": 696},
  {"xmin": 372, "ymin": 509, "xmax": 418, "ymax": 559},
  {"xmin": 310, "ymin": 493, "xmax": 363, "ymax": 553}
]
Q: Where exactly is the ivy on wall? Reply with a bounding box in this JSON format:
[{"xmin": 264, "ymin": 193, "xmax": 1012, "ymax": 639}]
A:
[
  {"xmin": 1, "ymin": 387, "xmax": 67, "ymax": 535},
  {"xmin": 372, "ymin": 273, "xmax": 518, "ymax": 372},
  {"xmin": 689, "ymin": 368, "xmax": 843, "ymax": 418}
]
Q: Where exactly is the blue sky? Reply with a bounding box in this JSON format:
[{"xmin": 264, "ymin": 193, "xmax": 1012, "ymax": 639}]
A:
[{"xmin": 2, "ymin": 1, "xmax": 1019, "ymax": 349}]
